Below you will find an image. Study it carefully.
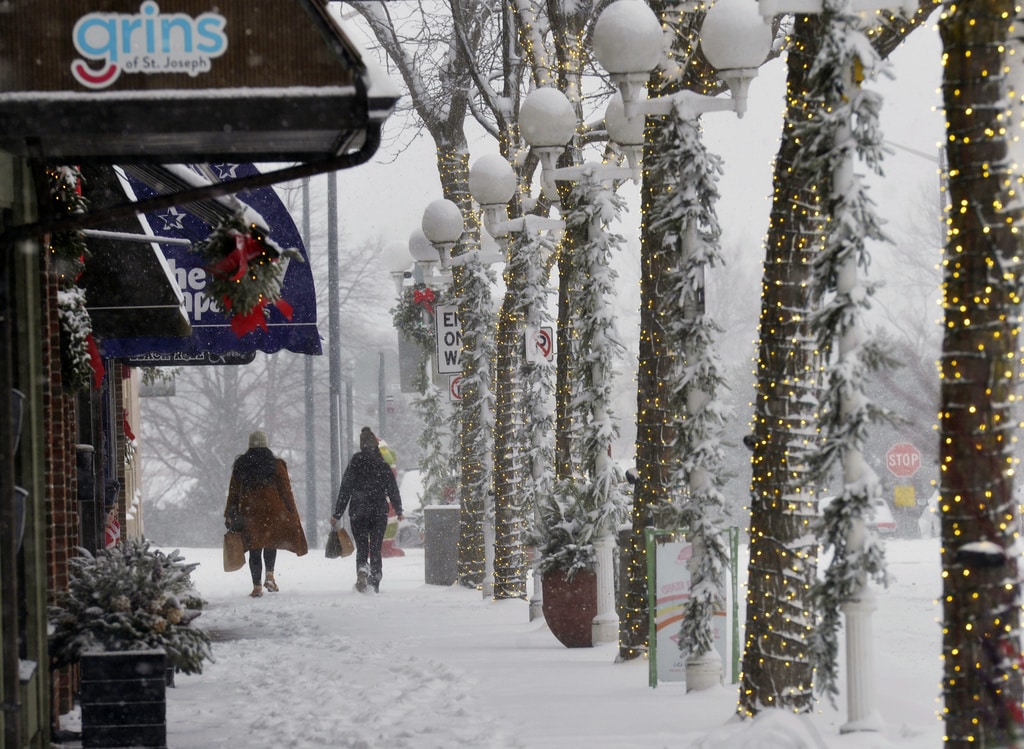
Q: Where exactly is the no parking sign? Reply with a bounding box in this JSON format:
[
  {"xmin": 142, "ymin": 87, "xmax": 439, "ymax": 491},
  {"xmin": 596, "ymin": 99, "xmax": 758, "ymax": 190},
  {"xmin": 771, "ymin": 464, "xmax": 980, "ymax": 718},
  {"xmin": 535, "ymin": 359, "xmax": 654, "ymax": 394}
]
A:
[{"xmin": 525, "ymin": 325, "xmax": 554, "ymax": 364}]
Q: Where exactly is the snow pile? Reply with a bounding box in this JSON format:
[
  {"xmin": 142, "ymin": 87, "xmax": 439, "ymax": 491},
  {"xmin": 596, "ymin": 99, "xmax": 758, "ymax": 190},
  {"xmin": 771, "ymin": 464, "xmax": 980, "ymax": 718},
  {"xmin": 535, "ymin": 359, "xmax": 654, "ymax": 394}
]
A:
[{"xmin": 58, "ymin": 540, "xmax": 947, "ymax": 748}]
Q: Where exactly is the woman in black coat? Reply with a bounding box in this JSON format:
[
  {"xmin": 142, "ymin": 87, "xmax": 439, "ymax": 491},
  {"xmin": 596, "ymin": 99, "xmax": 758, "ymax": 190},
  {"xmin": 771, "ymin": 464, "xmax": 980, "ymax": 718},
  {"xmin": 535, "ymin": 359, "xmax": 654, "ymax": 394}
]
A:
[{"xmin": 331, "ymin": 427, "xmax": 403, "ymax": 592}]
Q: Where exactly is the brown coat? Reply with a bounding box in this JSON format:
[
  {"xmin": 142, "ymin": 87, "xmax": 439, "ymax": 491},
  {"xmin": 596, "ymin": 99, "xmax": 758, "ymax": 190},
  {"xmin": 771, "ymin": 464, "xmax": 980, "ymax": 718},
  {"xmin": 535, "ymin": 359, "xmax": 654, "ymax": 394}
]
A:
[{"xmin": 224, "ymin": 456, "xmax": 308, "ymax": 556}]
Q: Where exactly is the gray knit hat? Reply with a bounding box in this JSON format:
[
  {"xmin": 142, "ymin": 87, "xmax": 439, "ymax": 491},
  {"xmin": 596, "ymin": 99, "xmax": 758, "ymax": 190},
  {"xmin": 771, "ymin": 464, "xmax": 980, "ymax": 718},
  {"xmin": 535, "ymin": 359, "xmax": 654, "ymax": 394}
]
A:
[{"xmin": 248, "ymin": 430, "xmax": 269, "ymax": 449}]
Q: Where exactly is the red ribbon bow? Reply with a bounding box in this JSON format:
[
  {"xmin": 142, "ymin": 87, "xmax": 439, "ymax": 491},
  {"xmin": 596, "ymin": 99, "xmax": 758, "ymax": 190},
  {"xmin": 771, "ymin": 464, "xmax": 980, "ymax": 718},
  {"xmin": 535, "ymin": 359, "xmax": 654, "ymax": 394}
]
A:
[
  {"xmin": 206, "ymin": 231, "xmax": 266, "ymax": 282},
  {"xmin": 413, "ymin": 287, "xmax": 435, "ymax": 314},
  {"xmin": 223, "ymin": 296, "xmax": 294, "ymax": 338}
]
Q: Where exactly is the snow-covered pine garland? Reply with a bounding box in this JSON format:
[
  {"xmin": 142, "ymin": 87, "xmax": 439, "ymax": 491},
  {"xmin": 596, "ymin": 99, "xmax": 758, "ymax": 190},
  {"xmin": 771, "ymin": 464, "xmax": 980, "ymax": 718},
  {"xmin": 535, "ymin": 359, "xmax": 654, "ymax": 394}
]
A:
[
  {"xmin": 56, "ymin": 285, "xmax": 98, "ymax": 393},
  {"xmin": 535, "ymin": 172, "xmax": 629, "ymax": 576},
  {"xmin": 515, "ymin": 230, "xmax": 558, "ymax": 568},
  {"xmin": 193, "ymin": 211, "xmax": 301, "ymax": 337},
  {"xmin": 647, "ymin": 106, "xmax": 733, "ymax": 661},
  {"xmin": 48, "ymin": 166, "xmax": 103, "ymax": 393},
  {"xmin": 47, "ymin": 166, "xmax": 89, "ymax": 282},
  {"xmin": 795, "ymin": 0, "xmax": 895, "ymax": 703},
  {"xmin": 390, "ymin": 283, "xmax": 456, "ymax": 508},
  {"xmin": 452, "ymin": 253, "xmax": 497, "ymax": 587}
]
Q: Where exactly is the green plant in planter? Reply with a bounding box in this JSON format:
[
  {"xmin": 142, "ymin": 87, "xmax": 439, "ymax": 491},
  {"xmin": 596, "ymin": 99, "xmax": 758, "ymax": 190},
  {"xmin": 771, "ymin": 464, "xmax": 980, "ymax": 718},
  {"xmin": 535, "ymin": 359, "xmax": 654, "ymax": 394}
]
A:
[
  {"xmin": 532, "ymin": 477, "xmax": 628, "ymax": 579},
  {"xmin": 49, "ymin": 538, "xmax": 212, "ymax": 675}
]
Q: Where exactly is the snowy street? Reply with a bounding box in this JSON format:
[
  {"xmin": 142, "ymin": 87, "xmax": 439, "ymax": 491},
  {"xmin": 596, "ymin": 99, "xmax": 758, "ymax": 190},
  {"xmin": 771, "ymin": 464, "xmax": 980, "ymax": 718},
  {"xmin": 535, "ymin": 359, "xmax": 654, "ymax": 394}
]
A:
[{"xmin": 60, "ymin": 539, "xmax": 946, "ymax": 748}]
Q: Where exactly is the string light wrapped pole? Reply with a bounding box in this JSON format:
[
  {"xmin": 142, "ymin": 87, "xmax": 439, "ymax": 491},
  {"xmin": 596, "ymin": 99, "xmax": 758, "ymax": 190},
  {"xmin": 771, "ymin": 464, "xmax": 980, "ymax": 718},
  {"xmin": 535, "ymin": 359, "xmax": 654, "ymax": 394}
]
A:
[
  {"xmin": 468, "ymin": 155, "xmax": 564, "ymax": 606},
  {"xmin": 753, "ymin": 0, "xmax": 915, "ymax": 728},
  {"xmin": 420, "ymin": 198, "xmax": 503, "ymax": 594}
]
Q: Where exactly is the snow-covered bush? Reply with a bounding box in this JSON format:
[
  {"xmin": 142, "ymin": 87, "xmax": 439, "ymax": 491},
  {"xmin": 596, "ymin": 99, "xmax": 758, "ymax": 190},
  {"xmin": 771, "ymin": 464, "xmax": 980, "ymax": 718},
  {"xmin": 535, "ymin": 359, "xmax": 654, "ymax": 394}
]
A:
[
  {"xmin": 49, "ymin": 538, "xmax": 212, "ymax": 674},
  {"xmin": 532, "ymin": 479, "xmax": 599, "ymax": 578}
]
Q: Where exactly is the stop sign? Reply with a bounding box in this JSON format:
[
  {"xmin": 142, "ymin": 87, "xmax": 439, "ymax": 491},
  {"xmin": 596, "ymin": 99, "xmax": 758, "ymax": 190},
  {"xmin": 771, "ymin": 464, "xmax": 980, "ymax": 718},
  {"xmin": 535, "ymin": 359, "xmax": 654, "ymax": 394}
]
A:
[{"xmin": 886, "ymin": 442, "xmax": 921, "ymax": 478}]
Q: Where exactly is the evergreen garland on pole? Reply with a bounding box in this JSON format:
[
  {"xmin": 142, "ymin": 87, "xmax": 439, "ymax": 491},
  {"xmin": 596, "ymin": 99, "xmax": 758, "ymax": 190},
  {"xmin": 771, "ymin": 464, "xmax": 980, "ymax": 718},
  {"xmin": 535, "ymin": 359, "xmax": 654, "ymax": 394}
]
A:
[
  {"xmin": 516, "ymin": 229, "xmax": 558, "ymax": 572},
  {"xmin": 535, "ymin": 172, "xmax": 628, "ymax": 577},
  {"xmin": 48, "ymin": 165, "xmax": 103, "ymax": 393},
  {"xmin": 648, "ymin": 107, "xmax": 733, "ymax": 663},
  {"xmin": 795, "ymin": 0, "xmax": 895, "ymax": 703}
]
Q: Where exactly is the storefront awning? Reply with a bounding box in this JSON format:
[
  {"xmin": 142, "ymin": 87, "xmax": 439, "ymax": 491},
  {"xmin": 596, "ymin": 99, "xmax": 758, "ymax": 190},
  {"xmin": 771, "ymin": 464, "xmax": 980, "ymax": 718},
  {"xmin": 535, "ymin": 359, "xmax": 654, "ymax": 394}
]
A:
[
  {"xmin": 0, "ymin": 0, "xmax": 399, "ymax": 166},
  {"xmin": 77, "ymin": 165, "xmax": 191, "ymax": 340}
]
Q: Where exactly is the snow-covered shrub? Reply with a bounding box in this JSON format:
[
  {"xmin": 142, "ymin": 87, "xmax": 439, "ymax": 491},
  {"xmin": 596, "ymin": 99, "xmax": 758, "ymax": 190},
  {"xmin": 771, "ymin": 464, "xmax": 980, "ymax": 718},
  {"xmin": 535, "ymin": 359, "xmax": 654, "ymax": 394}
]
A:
[
  {"xmin": 532, "ymin": 479, "xmax": 599, "ymax": 579},
  {"xmin": 49, "ymin": 538, "xmax": 212, "ymax": 674}
]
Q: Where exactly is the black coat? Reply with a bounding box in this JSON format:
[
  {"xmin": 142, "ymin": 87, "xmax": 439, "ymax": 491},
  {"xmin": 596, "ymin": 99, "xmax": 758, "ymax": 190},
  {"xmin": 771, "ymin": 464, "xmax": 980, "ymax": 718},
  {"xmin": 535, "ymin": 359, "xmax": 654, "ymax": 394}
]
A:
[{"xmin": 332, "ymin": 446, "xmax": 403, "ymax": 521}]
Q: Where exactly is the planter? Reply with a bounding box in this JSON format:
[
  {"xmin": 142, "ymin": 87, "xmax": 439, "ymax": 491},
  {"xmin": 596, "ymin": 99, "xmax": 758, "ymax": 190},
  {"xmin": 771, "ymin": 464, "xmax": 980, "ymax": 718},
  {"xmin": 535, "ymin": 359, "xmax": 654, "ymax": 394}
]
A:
[
  {"xmin": 80, "ymin": 649, "xmax": 167, "ymax": 748},
  {"xmin": 541, "ymin": 569, "xmax": 597, "ymax": 648}
]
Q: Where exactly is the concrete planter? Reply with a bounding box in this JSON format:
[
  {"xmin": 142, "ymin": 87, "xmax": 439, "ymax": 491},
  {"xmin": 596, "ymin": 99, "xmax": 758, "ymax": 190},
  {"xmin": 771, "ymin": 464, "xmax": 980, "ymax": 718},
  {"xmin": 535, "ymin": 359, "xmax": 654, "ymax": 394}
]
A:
[{"xmin": 80, "ymin": 649, "xmax": 167, "ymax": 748}]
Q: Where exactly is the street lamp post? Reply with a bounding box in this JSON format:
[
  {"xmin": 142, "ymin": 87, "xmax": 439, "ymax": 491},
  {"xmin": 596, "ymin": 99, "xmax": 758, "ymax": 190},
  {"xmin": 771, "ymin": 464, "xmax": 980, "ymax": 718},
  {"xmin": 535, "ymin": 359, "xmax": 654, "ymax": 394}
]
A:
[
  {"xmin": 513, "ymin": 0, "xmax": 771, "ymax": 666},
  {"xmin": 461, "ymin": 0, "xmax": 771, "ymax": 651},
  {"xmin": 420, "ymin": 199, "xmax": 505, "ymax": 596}
]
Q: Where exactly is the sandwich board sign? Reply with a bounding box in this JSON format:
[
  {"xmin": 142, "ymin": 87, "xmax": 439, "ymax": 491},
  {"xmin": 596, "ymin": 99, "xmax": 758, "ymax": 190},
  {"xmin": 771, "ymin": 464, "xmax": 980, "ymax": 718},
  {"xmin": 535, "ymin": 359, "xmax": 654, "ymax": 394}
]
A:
[{"xmin": 646, "ymin": 528, "xmax": 738, "ymax": 688}]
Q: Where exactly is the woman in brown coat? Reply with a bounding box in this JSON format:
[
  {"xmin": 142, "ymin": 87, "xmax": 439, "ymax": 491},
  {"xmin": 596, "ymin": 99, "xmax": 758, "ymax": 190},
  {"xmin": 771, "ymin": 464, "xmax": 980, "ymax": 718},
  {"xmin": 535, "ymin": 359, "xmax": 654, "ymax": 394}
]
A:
[{"xmin": 224, "ymin": 431, "xmax": 308, "ymax": 597}]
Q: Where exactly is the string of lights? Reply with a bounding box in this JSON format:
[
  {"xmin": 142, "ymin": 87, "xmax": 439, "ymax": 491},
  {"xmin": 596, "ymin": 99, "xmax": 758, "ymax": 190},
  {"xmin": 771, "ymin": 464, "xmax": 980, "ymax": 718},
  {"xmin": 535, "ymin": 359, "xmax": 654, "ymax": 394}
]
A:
[{"xmin": 937, "ymin": 2, "xmax": 1024, "ymax": 746}]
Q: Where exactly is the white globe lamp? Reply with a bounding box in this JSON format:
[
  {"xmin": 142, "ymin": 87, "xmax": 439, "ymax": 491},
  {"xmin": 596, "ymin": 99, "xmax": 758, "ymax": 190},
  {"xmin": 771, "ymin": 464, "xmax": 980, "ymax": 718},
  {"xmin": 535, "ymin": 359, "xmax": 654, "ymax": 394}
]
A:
[
  {"xmin": 421, "ymin": 199, "xmax": 465, "ymax": 268},
  {"xmin": 592, "ymin": 0, "xmax": 663, "ymax": 119},
  {"xmin": 699, "ymin": 0, "xmax": 772, "ymax": 117}
]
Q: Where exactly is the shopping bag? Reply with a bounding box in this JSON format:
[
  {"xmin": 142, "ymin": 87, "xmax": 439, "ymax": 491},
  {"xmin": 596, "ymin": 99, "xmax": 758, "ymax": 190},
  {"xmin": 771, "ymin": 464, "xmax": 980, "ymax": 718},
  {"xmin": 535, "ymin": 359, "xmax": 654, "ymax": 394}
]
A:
[
  {"xmin": 325, "ymin": 528, "xmax": 355, "ymax": 559},
  {"xmin": 223, "ymin": 531, "xmax": 245, "ymax": 571},
  {"xmin": 337, "ymin": 527, "xmax": 355, "ymax": 557}
]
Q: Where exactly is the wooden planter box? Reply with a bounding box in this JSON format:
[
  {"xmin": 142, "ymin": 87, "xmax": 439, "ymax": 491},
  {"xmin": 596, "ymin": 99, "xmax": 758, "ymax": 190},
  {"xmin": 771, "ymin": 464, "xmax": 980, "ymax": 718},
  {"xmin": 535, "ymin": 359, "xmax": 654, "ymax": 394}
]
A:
[{"xmin": 80, "ymin": 649, "xmax": 167, "ymax": 748}]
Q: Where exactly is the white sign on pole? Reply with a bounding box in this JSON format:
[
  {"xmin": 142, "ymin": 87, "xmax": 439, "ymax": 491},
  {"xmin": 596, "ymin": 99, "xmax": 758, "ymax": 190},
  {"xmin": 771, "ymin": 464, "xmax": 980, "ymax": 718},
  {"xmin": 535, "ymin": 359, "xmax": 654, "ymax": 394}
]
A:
[
  {"xmin": 647, "ymin": 530, "xmax": 732, "ymax": 687},
  {"xmin": 525, "ymin": 325, "xmax": 555, "ymax": 364},
  {"xmin": 435, "ymin": 304, "xmax": 462, "ymax": 374}
]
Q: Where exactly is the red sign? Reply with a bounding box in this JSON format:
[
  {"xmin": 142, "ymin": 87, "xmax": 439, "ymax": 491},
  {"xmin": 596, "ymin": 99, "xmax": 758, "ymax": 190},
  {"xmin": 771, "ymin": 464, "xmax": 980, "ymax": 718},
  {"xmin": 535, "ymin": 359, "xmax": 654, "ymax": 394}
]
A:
[
  {"xmin": 449, "ymin": 374, "xmax": 463, "ymax": 402},
  {"xmin": 886, "ymin": 443, "xmax": 921, "ymax": 478}
]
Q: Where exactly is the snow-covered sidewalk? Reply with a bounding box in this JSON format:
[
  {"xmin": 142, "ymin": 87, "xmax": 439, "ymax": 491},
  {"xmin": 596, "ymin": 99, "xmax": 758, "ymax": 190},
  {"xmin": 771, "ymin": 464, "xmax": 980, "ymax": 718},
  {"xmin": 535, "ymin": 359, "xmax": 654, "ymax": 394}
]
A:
[{"xmin": 62, "ymin": 540, "xmax": 945, "ymax": 748}]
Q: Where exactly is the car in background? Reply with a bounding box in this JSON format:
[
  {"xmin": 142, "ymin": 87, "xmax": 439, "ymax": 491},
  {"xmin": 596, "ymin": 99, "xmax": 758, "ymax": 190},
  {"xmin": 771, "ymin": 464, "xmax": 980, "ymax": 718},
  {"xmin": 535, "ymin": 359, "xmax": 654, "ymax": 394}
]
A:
[{"xmin": 818, "ymin": 495, "xmax": 898, "ymax": 538}]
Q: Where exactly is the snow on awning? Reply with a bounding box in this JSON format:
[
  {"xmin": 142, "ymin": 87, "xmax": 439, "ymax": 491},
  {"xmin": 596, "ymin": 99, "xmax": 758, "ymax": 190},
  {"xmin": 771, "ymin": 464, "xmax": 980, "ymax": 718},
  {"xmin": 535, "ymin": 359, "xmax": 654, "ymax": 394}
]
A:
[{"xmin": 0, "ymin": 0, "xmax": 399, "ymax": 164}]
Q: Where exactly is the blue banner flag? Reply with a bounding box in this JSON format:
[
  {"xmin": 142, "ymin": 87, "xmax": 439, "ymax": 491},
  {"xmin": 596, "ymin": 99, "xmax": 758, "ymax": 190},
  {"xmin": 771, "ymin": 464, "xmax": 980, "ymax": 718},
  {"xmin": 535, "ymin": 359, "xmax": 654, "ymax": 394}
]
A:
[{"xmin": 100, "ymin": 163, "xmax": 322, "ymax": 362}]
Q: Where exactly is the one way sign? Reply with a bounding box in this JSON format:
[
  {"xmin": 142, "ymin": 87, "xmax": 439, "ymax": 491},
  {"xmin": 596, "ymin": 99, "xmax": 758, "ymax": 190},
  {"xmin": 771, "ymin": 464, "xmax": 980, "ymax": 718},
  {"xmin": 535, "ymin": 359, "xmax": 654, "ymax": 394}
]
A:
[{"xmin": 435, "ymin": 304, "xmax": 462, "ymax": 374}]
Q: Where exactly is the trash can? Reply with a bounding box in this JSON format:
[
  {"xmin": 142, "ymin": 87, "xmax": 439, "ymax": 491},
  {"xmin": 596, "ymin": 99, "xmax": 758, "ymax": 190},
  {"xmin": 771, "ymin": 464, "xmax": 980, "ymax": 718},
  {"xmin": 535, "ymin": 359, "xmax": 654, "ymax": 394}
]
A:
[{"xmin": 423, "ymin": 505, "xmax": 460, "ymax": 586}]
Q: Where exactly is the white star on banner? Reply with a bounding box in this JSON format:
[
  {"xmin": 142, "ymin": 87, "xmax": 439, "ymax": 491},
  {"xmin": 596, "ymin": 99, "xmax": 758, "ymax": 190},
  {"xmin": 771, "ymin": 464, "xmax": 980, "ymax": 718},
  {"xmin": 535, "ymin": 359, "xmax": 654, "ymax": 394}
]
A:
[{"xmin": 158, "ymin": 207, "xmax": 187, "ymax": 231}]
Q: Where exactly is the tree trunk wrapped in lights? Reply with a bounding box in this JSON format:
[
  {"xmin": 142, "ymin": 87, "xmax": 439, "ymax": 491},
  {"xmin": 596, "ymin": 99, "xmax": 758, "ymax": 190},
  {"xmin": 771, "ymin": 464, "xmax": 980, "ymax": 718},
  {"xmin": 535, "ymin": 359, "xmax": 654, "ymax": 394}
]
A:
[
  {"xmin": 738, "ymin": 0, "xmax": 936, "ymax": 718},
  {"xmin": 619, "ymin": 0, "xmax": 709, "ymax": 664},
  {"xmin": 795, "ymin": 0, "xmax": 895, "ymax": 711},
  {"xmin": 493, "ymin": 226, "xmax": 558, "ymax": 600},
  {"xmin": 451, "ymin": 248, "xmax": 497, "ymax": 588},
  {"xmin": 492, "ymin": 234, "xmax": 527, "ymax": 600},
  {"xmin": 740, "ymin": 14, "xmax": 827, "ymax": 717},
  {"xmin": 938, "ymin": 3, "xmax": 1024, "ymax": 746}
]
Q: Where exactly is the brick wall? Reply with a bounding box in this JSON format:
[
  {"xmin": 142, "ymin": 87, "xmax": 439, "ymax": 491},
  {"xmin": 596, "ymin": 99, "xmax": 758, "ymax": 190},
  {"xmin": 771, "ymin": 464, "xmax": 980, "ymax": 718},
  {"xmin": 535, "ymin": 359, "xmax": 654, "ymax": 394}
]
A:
[{"xmin": 42, "ymin": 269, "xmax": 79, "ymax": 717}]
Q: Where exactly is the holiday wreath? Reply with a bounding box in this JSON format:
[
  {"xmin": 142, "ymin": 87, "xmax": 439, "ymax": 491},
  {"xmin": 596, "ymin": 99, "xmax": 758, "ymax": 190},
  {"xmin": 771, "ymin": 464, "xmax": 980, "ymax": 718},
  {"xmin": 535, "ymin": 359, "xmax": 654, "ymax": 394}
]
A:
[
  {"xmin": 391, "ymin": 282, "xmax": 446, "ymax": 350},
  {"xmin": 193, "ymin": 211, "xmax": 302, "ymax": 337}
]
